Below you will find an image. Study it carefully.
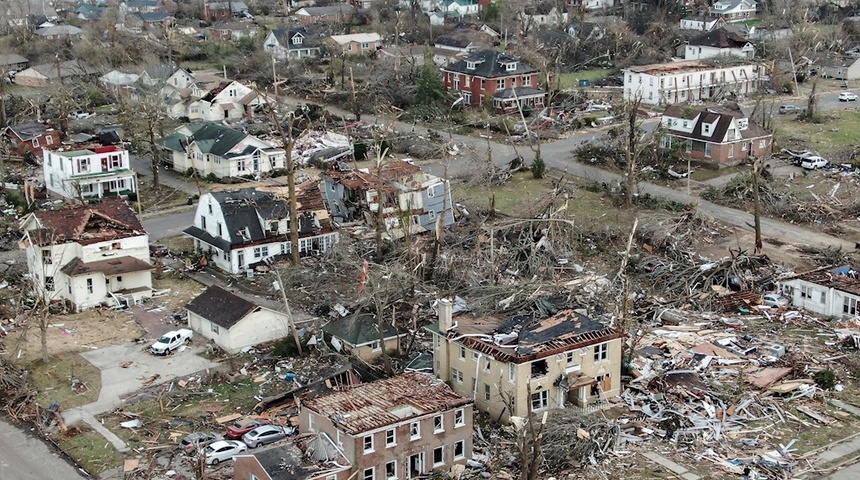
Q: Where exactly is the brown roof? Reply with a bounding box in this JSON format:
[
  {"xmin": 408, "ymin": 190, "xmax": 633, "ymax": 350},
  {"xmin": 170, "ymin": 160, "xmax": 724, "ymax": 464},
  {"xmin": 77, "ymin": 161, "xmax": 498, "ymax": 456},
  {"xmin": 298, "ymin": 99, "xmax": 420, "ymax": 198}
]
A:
[
  {"xmin": 324, "ymin": 162, "xmax": 421, "ymax": 190},
  {"xmin": 302, "ymin": 372, "xmax": 473, "ymax": 435},
  {"xmin": 689, "ymin": 27, "xmax": 750, "ymax": 49},
  {"xmin": 28, "ymin": 198, "xmax": 146, "ymax": 247},
  {"xmin": 60, "ymin": 256, "xmax": 153, "ymax": 276}
]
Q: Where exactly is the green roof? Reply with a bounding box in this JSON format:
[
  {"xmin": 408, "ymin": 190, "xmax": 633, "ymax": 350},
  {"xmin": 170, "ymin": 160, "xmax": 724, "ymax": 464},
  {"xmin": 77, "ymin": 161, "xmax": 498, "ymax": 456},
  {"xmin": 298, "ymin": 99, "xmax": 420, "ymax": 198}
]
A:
[
  {"xmin": 158, "ymin": 122, "xmax": 250, "ymax": 157},
  {"xmin": 62, "ymin": 149, "xmax": 96, "ymax": 157}
]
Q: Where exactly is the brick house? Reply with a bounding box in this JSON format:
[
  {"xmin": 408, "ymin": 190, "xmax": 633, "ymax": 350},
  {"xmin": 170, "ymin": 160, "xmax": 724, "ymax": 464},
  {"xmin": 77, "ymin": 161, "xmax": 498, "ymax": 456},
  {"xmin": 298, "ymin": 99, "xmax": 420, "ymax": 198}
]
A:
[
  {"xmin": 299, "ymin": 372, "xmax": 474, "ymax": 480},
  {"xmin": 7, "ymin": 122, "xmax": 60, "ymax": 159},
  {"xmin": 709, "ymin": 0, "xmax": 757, "ymax": 23},
  {"xmin": 441, "ymin": 49, "xmax": 545, "ymax": 113},
  {"xmin": 203, "ymin": 1, "xmax": 248, "ymax": 21},
  {"xmin": 659, "ymin": 103, "xmax": 772, "ymax": 166},
  {"xmin": 427, "ymin": 299, "xmax": 624, "ymax": 423},
  {"xmin": 295, "ymin": 4, "xmax": 356, "ymax": 26}
]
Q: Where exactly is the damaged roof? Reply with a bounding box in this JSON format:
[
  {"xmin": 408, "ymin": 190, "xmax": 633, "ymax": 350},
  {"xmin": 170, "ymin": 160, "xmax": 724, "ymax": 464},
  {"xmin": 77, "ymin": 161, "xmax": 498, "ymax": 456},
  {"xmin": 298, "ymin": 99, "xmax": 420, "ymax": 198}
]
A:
[
  {"xmin": 60, "ymin": 256, "xmax": 153, "ymax": 277},
  {"xmin": 324, "ymin": 161, "xmax": 421, "ymax": 190},
  {"xmin": 301, "ymin": 372, "xmax": 473, "ymax": 436},
  {"xmin": 431, "ymin": 310, "xmax": 623, "ymax": 363},
  {"xmin": 322, "ymin": 313, "xmax": 400, "ymax": 346},
  {"xmin": 186, "ymin": 285, "xmax": 260, "ymax": 328},
  {"xmin": 243, "ymin": 443, "xmax": 316, "ymax": 480},
  {"xmin": 663, "ymin": 103, "xmax": 770, "ymax": 143},
  {"xmin": 443, "ymin": 49, "xmax": 538, "ymax": 78},
  {"xmin": 25, "ymin": 198, "xmax": 146, "ymax": 246},
  {"xmin": 786, "ymin": 265, "xmax": 860, "ymax": 297},
  {"xmin": 689, "ymin": 27, "xmax": 751, "ymax": 49}
]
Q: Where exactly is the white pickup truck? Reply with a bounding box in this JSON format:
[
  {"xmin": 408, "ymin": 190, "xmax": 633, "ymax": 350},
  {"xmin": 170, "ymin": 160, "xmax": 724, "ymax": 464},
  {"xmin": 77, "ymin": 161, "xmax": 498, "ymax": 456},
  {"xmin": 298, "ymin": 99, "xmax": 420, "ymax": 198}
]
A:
[{"xmin": 150, "ymin": 329, "xmax": 193, "ymax": 355}]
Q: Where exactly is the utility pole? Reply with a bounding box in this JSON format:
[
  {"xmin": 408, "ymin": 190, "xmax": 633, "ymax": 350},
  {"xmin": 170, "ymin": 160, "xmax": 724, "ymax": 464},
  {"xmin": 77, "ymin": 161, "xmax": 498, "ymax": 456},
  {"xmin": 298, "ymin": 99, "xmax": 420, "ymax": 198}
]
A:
[
  {"xmin": 752, "ymin": 156, "xmax": 763, "ymax": 254},
  {"xmin": 268, "ymin": 101, "xmax": 299, "ymax": 264}
]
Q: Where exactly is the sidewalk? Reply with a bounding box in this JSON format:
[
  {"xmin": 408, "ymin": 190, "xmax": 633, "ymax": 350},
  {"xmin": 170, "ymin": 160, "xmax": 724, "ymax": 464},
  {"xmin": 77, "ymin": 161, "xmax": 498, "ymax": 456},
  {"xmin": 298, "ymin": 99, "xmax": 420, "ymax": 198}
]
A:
[{"xmin": 641, "ymin": 451, "xmax": 702, "ymax": 480}]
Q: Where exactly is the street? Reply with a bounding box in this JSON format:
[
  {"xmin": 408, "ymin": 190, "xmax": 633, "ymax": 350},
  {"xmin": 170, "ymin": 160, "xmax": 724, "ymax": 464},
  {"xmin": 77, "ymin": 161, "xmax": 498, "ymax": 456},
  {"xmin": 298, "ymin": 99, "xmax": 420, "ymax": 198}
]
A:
[{"xmin": 0, "ymin": 419, "xmax": 87, "ymax": 480}]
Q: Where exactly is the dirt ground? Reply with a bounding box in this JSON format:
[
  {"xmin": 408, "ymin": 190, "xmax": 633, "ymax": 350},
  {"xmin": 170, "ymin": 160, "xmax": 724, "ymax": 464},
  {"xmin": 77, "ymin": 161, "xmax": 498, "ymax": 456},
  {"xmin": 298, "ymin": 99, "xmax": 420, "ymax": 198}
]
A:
[{"xmin": 13, "ymin": 275, "xmax": 205, "ymax": 362}]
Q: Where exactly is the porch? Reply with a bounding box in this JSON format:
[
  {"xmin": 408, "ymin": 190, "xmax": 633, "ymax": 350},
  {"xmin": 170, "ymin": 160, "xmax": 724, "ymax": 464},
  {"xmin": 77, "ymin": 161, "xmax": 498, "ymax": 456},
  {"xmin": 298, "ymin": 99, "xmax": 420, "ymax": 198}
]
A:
[{"xmin": 493, "ymin": 87, "xmax": 547, "ymax": 114}]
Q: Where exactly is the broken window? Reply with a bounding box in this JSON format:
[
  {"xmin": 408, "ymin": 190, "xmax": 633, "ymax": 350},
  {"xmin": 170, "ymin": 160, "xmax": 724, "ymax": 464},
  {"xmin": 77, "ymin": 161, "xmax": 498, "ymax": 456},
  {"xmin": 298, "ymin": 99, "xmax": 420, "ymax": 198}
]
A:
[
  {"xmin": 385, "ymin": 461, "xmax": 396, "ymax": 477},
  {"xmin": 451, "ymin": 368, "xmax": 463, "ymax": 383},
  {"xmin": 530, "ymin": 359, "xmax": 548, "ymax": 378},
  {"xmin": 433, "ymin": 446, "xmax": 444, "ymax": 466},
  {"xmin": 45, "ymin": 276, "xmax": 54, "ymax": 291},
  {"xmin": 484, "ymin": 358, "xmax": 491, "ymax": 371},
  {"xmin": 86, "ymin": 278, "xmax": 93, "ymax": 294},
  {"xmin": 42, "ymin": 250, "xmax": 52, "ymax": 264},
  {"xmin": 371, "ymin": 340, "xmax": 381, "ymax": 351},
  {"xmin": 508, "ymin": 363, "xmax": 516, "ymax": 382},
  {"xmin": 459, "ymin": 346, "xmax": 466, "ymax": 359},
  {"xmin": 531, "ymin": 390, "xmax": 549, "ymax": 411},
  {"xmin": 454, "ymin": 440, "xmax": 465, "ymax": 458},
  {"xmin": 594, "ymin": 343, "xmax": 608, "ymax": 361},
  {"xmin": 844, "ymin": 297, "xmax": 857, "ymax": 315},
  {"xmin": 362, "ymin": 468, "xmax": 374, "ymax": 480},
  {"xmin": 363, "ymin": 434, "xmax": 374, "ymax": 453},
  {"xmin": 434, "ymin": 415, "xmax": 443, "ymax": 432},
  {"xmin": 212, "ymin": 323, "xmax": 219, "ymax": 334},
  {"xmin": 336, "ymin": 430, "xmax": 343, "ymax": 447},
  {"xmin": 410, "ymin": 421, "xmax": 420, "ymax": 439}
]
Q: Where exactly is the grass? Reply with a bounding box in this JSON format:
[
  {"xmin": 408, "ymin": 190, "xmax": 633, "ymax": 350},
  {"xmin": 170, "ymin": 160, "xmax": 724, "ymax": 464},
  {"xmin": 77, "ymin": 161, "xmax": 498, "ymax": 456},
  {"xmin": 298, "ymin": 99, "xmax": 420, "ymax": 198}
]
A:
[
  {"xmin": 30, "ymin": 353, "xmax": 101, "ymax": 410},
  {"xmin": 135, "ymin": 184, "xmax": 190, "ymax": 213},
  {"xmin": 774, "ymin": 109, "xmax": 860, "ymax": 156},
  {"xmin": 54, "ymin": 428, "xmax": 124, "ymax": 474},
  {"xmin": 689, "ymin": 165, "xmax": 744, "ymax": 182},
  {"xmin": 558, "ymin": 69, "xmax": 613, "ymax": 89}
]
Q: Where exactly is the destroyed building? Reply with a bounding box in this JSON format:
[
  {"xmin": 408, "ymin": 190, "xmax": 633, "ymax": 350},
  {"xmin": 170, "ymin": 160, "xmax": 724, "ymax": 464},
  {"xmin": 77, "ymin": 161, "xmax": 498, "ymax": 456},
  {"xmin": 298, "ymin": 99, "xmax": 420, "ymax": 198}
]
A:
[
  {"xmin": 183, "ymin": 187, "xmax": 338, "ymax": 274},
  {"xmin": 299, "ymin": 372, "xmax": 473, "ymax": 480},
  {"xmin": 321, "ymin": 313, "xmax": 404, "ymax": 363},
  {"xmin": 779, "ymin": 265, "xmax": 860, "ymax": 319},
  {"xmin": 427, "ymin": 299, "xmax": 624, "ymax": 423},
  {"xmin": 18, "ymin": 197, "xmax": 153, "ymax": 311},
  {"xmin": 320, "ymin": 161, "xmax": 453, "ymax": 238}
]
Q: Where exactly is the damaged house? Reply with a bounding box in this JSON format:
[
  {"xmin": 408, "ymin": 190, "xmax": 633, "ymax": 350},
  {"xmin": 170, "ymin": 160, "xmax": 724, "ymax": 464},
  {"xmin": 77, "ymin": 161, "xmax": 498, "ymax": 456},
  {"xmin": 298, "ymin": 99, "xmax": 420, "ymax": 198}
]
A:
[
  {"xmin": 43, "ymin": 144, "xmax": 138, "ymax": 200},
  {"xmin": 157, "ymin": 122, "xmax": 285, "ymax": 179},
  {"xmin": 779, "ymin": 265, "xmax": 860, "ymax": 319},
  {"xmin": 19, "ymin": 198, "xmax": 153, "ymax": 311},
  {"xmin": 321, "ymin": 313, "xmax": 404, "ymax": 363},
  {"xmin": 321, "ymin": 161, "xmax": 453, "ymax": 238},
  {"xmin": 183, "ymin": 187, "xmax": 338, "ymax": 274},
  {"xmin": 299, "ymin": 372, "xmax": 473, "ymax": 480},
  {"xmin": 427, "ymin": 299, "xmax": 623, "ymax": 422}
]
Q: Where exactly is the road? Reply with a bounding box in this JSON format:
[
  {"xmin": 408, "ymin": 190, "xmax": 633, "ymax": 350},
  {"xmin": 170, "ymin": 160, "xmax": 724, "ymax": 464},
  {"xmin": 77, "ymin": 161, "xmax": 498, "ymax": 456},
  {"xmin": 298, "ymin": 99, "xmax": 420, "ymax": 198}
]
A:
[{"xmin": 0, "ymin": 419, "xmax": 87, "ymax": 480}]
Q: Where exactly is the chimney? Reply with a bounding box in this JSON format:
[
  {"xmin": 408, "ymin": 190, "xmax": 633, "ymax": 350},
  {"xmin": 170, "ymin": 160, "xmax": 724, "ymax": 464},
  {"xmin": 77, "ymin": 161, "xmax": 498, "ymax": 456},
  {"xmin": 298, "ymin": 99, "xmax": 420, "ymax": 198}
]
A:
[{"xmin": 438, "ymin": 298, "xmax": 453, "ymax": 331}]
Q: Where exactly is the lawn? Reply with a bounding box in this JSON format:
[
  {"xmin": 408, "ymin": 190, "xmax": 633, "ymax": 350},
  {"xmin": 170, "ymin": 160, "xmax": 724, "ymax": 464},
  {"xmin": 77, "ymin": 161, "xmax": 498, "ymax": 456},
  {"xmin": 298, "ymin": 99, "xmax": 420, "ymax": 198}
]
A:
[
  {"xmin": 773, "ymin": 109, "xmax": 860, "ymax": 156},
  {"xmin": 54, "ymin": 428, "xmax": 124, "ymax": 475},
  {"xmin": 30, "ymin": 352, "xmax": 102, "ymax": 410},
  {"xmin": 558, "ymin": 69, "xmax": 614, "ymax": 89}
]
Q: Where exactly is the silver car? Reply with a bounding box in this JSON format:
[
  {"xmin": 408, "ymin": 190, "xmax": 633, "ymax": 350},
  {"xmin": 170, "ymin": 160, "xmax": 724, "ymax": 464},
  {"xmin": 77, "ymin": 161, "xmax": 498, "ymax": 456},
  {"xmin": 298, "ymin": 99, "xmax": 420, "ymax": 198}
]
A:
[
  {"xmin": 242, "ymin": 425, "xmax": 294, "ymax": 448},
  {"xmin": 762, "ymin": 293, "xmax": 790, "ymax": 308}
]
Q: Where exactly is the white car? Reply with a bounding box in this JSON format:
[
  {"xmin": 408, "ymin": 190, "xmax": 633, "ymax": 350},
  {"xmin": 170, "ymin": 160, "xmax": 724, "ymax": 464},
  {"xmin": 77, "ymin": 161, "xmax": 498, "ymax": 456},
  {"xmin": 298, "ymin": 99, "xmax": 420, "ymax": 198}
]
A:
[
  {"xmin": 800, "ymin": 157, "xmax": 829, "ymax": 169},
  {"xmin": 839, "ymin": 92, "xmax": 858, "ymax": 102},
  {"xmin": 762, "ymin": 293, "xmax": 790, "ymax": 308},
  {"xmin": 204, "ymin": 440, "xmax": 247, "ymax": 465},
  {"xmin": 150, "ymin": 328, "xmax": 193, "ymax": 355}
]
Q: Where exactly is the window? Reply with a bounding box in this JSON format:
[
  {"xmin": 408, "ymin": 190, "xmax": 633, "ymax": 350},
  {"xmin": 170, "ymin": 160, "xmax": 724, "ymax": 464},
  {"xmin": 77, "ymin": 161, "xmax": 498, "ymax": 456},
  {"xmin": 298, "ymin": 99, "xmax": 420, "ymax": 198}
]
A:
[
  {"xmin": 434, "ymin": 415, "xmax": 444, "ymax": 433},
  {"xmin": 480, "ymin": 79, "xmax": 486, "ymax": 90},
  {"xmin": 361, "ymin": 42, "xmax": 369, "ymax": 49},
  {"xmin": 363, "ymin": 434, "xmax": 374, "ymax": 453},
  {"xmin": 433, "ymin": 446, "xmax": 444, "ymax": 466},
  {"xmin": 427, "ymin": 185, "xmax": 436, "ymax": 197},
  {"xmin": 466, "ymin": 61, "xmax": 476, "ymax": 70},
  {"xmin": 451, "ymin": 368, "xmax": 463, "ymax": 383},
  {"xmin": 31, "ymin": 138, "xmax": 38, "ymax": 147},
  {"xmin": 42, "ymin": 250, "xmax": 52, "ymax": 264},
  {"xmin": 371, "ymin": 340, "xmax": 381, "ymax": 351},
  {"xmin": 522, "ymin": 75, "xmax": 531, "ymax": 87},
  {"xmin": 759, "ymin": 139, "xmax": 767, "ymax": 149},
  {"xmin": 685, "ymin": 140, "xmax": 692, "ymax": 153},
  {"xmin": 704, "ymin": 143, "xmax": 712, "ymax": 158},
  {"xmin": 484, "ymin": 358, "xmax": 491, "ymax": 371},
  {"xmin": 455, "ymin": 408, "xmax": 465, "ymax": 427},
  {"xmin": 433, "ymin": 335, "xmax": 440, "ymax": 349},
  {"xmin": 505, "ymin": 62, "xmax": 516, "ymax": 71},
  {"xmin": 594, "ymin": 343, "xmax": 608, "ymax": 361},
  {"xmin": 844, "ymin": 297, "xmax": 857, "ymax": 315},
  {"xmin": 211, "ymin": 323, "xmax": 219, "ymax": 334},
  {"xmin": 459, "ymin": 346, "xmax": 466, "ymax": 359},
  {"xmin": 703, "ymin": 124, "xmax": 710, "ymax": 134},
  {"xmin": 463, "ymin": 92, "xmax": 472, "ymax": 104},
  {"xmin": 363, "ymin": 468, "xmax": 374, "ymax": 480},
  {"xmin": 217, "ymin": 223, "xmax": 223, "ymax": 237},
  {"xmin": 472, "ymin": 351, "xmax": 479, "ymax": 361},
  {"xmin": 385, "ymin": 461, "xmax": 396, "ymax": 478},
  {"xmin": 508, "ymin": 363, "xmax": 515, "ymax": 382},
  {"xmin": 497, "ymin": 79, "xmax": 505, "ymax": 89},
  {"xmin": 292, "ymin": 34, "xmax": 303, "ymax": 44},
  {"xmin": 336, "ymin": 430, "xmax": 343, "ymax": 447},
  {"xmin": 45, "ymin": 276, "xmax": 54, "ymax": 291},
  {"xmin": 309, "ymin": 415, "xmax": 315, "ymax": 431},
  {"xmin": 821, "ymin": 291, "xmax": 826, "ymax": 304},
  {"xmin": 254, "ymin": 246, "xmax": 263, "ymax": 258},
  {"xmin": 86, "ymin": 278, "xmax": 93, "ymax": 294},
  {"xmin": 566, "ymin": 351, "xmax": 575, "ymax": 363},
  {"xmin": 410, "ymin": 421, "xmax": 420, "ymax": 439},
  {"xmin": 484, "ymin": 383, "xmax": 491, "ymax": 401},
  {"xmin": 531, "ymin": 390, "xmax": 549, "ymax": 411},
  {"xmin": 385, "ymin": 428, "xmax": 396, "ymax": 447},
  {"xmin": 454, "ymin": 440, "xmax": 465, "ymax": 459},
  {"xmin": 200, "ymin": 216, "xmax": 207, "ymax": 229},
  {"xmin": 429, "ymin": 210, "xmax": 436, "ymax": 220},
  {"xmin": 46, "ymin": 136, "xmax": 53, "ymax": 145}
]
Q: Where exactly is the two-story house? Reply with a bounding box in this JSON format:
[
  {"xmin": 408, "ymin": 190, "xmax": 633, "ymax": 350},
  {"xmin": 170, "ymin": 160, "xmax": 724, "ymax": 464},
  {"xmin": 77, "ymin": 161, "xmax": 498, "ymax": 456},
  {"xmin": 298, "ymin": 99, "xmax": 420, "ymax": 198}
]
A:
[
  {"xmin": 19, "ymin": 198, "xmax": 153, "ymax": 311},
  {"xmin": 299, "ymin": 372, "xmax": 474, "ymax": 480},
  {"xmin": 183, "ymin": 187, "xmax": 338, "ymax": 274},
  {"xmin": 328, "ymin": 32, "xmax": 382, "ymax": 55},
  {"xmin": 321, "ymin": 161, "xmax": 454, "ymax": 238},
  {"xmin": 679, "ymin": 15, "xmax": 727, "ymax": 32},
  {"xmin": 43, "ymin": 144, "xmax": 138, "ymax": 200},
  {"xmin": 658, "ymin": 103, "xmax": 771, "ymax": 165},
  {"xmin": 157, "ymin": 122, "xmax": 285, "ymax": 179},
  {"xmin": 568, "ymin": 0, "xmax": 615, "ymax": 10},
  {"xmin": 623, "ymin": 60, "xmax": 763, "ymax": 105},
  {"xmin": 427, "ymin": 299, "xmax": 624, "ymax": 422},
  {"xmin": 778, "ymin": 266, "xmax": 860, "ymax": 319},
  {"xmin": 684, "ymin": 27, "xmax": 754, "ymax": 60},
  {"xmin": 441, "ymin": 49, "xmax": 545, "ymax": 113},
  {"xmin": 203, "ymin": 1, "xmax": 249, "ymax": 21},
  {"xmin": 294, "ymin": 4, "xmax": 356, "ymax": 26},
  {"xmin": 263, "ymin": 28, "xmax": 321, "ymax": 61},
  {"xmin": 186, "ymin": 80, "xmax": 266, "ymax": 121},
  {"xmin": 7, "ymin": 122, "xmax": 60, "ymax": 158},
  {"xmin": 709, "ymin": 0, "xmax": 757, "ymax": 22}
]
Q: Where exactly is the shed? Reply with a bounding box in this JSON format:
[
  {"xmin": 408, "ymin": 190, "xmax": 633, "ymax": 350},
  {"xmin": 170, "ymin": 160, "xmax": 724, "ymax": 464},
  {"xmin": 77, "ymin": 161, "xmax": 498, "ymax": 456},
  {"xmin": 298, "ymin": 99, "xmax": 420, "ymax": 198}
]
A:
[
  {"xmin": 186, "ymin": 285, "xmax": 291, "ymax": 353},
  {"xmin": 321, "ymin": 313, "xmax": 403, "ymax": 362}
]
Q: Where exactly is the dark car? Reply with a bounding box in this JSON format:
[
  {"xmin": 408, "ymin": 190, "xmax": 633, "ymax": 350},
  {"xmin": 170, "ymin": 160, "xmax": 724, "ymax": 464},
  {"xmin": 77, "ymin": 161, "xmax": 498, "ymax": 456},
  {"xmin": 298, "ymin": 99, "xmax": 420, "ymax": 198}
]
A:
[{"xmin": 225, "ymin": 417, "xmax": 271, "ymax": 439}]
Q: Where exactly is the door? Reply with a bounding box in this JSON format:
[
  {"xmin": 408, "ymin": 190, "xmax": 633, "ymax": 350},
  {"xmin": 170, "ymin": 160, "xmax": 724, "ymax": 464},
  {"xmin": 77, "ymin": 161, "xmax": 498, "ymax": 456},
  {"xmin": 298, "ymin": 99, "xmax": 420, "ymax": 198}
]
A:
[
  {"xmin": 237, "ymin": 251, "xmax": 245, "ymax": 269},
  {"xmin": 408, "ymin": 452, "xmax": 424, "ymax": 478}
]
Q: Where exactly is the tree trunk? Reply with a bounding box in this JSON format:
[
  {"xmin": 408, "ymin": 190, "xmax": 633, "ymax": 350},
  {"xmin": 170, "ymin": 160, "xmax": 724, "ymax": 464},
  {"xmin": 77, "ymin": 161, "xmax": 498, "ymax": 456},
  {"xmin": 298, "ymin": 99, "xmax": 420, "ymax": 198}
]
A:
[
  {"xmin": 40, "ymin": 312, "xmax": 48, "ymax": 364},
  {"xmin": 752, "ymin": 157, "xmax": 763, "ymax": 254},
  {"xmin": 148, "ymin": 120, "xmax": 160, "ymax": 189}
]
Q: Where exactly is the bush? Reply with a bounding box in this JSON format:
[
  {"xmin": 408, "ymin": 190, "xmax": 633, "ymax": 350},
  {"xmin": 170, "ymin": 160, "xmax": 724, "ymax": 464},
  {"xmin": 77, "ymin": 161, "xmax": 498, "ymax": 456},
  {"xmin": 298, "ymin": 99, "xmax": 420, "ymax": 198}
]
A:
[
  {"xmin": 205, "ymin": 173, "xmax": 219, "ymax": 183},
  {"xmin": 813, "ymin": 368, "xmax": 838, "ymax": 390},
  {"xmin": 531, "ymin": 156, "xmax": 546, "ymax": 179}
]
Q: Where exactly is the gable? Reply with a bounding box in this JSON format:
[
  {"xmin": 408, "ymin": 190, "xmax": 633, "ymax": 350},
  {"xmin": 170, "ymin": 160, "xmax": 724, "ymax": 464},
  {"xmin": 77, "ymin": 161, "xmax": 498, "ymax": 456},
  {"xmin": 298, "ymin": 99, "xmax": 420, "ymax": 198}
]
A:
[{"xmin": 186, "ymin": 285, "xmax": 258, "ymax": 328}]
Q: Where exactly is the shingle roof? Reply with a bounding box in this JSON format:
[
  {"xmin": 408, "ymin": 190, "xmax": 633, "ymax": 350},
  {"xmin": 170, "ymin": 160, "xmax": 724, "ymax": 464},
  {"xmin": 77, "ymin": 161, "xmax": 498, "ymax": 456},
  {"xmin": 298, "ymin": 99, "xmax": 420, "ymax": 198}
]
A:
[
  {"xmin": 301, "ymin": 373, "xmax": 473, "ymax": 435},
  {"xmin": 329, "ymin": 32, "xmax": 381, "ymax": 45},
  {"xmin": 787, "ymin": 266, "xmax": 860, "ymax": 297},
  {"xmin": 442, "ymin": 49, "xmax": 538, "ymax": 78},
  {"xmin": 60, "ymin": 256, "xmax": 153, "ymax": 277},
  {"xmin": 8, "ymin": 121, "xmax": 52, "ymax": 140},
  {"xmin": 322, "ymin": 313, "xmax": 400, "ymax": 346},
  {"xmin": 663, "ymin": 104, "xmax": 769, "ymax": 143},
  {"xmin": 27, "ymin": 198, "xmax": 146, "ymax": 247},
  {"xmin": 689, "ymin": 27, "xmax": 750, "ymax": 48},
  {"xmin": 159, "ymin": 122, "xmax": 249, "ymax": 157},
  {"xmin": 186, "ymin": 285, "xmax": 260, "ymax": 328},
  {"xmin": 34, "ymin": 25, "xmax": 83, "ymax": 37},
  {"xmin": 297, "ymin": 4, "xmax": 356, "ymax": 16},
  {"xmin": 0, "ymin": 53, "xmax": 28, "ymax": 66}
]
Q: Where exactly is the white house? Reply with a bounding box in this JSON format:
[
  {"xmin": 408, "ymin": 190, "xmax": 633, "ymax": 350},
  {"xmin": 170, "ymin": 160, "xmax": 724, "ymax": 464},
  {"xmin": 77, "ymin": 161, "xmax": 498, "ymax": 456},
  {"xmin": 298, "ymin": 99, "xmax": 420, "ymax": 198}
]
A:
[
  {"xmin": 183, "ymin": 187, "xmax": 339, "ymax": 274},
  {"xmin": 680, "ymin": 15, "xmax": 726, "ymax": 32},
  {"xmin": 521, "ymin": 3, "xmax": 568, "ymax": 26},
  {"xmin": 623, "ymin": 60, "xmax": 763, "ymax": 105},
  {"xmin": 569, "ymin": 0, "xmax": 615, "ymax": 10},
  {"xmin": 186, "ymin": 285, "xmax": 291, "ymax": 353},
  {"xmin": 440, "ymin": 0, "xmax": 480, "ymax": 17},
  {"xmin": 157, "ymin": 122, "xmax": 285, "ymax": 179},
  {"xmin": 186, "ymin": 80, "xmax": 267, "ymax": 121},
  {"xmin": 328, "ymin": 32, "xmax": 382, "ymax": 54},
  {"xmin": 709, "ymin": 0, "xmax": 757, "ymax": 22},
  {"xmin": 779, "ymin": 266, "xmax": 860, "ymax": 319},
  {"xmin": 263, "ymin": 28, "xmax": 321, "ymax": 61},
  {"xmin": 684, "ymin": 27, "xmax": 755, "ymax": 60},
  {"xmin": 43, "ymin": 144, "xmax": 138, "ymax": 200},
  {"xmin": 19, "ymin": 198, "xmax": 152, "ymax": 311}
]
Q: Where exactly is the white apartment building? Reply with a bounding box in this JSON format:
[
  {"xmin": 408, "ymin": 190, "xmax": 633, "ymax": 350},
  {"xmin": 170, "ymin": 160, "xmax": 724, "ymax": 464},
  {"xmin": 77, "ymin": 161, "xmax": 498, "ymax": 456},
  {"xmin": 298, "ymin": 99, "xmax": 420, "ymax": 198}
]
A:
[
  {"xmin": 623, "ymin": 60, "xmax": 763, "ymax": 106},
  {"xmin": 43, "ymin": 145, "xmax": 137, "ymax": 200}
]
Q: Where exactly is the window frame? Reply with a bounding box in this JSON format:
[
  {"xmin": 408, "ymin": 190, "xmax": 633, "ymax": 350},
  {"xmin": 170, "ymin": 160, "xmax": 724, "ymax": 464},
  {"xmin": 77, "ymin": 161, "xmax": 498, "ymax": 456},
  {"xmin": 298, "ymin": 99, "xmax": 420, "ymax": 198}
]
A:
[
  {"xmin": 363, "ymin": 434, "xmax": 374, "ymax": 454},
  {"xmin": 385, "ymin": 428, "xmax": 396, "ymax": 447}
]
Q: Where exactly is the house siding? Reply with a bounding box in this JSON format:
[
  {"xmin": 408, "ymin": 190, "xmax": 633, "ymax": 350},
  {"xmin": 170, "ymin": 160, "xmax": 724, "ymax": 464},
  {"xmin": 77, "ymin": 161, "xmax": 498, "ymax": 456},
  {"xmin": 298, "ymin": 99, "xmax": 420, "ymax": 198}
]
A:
[
  {"xmin": 624, "ymin": 63, "xmax": 762, "ymax": 106},
  {"xmin": 443, "ymin": 71, "xmax": 541, "ymax": 107},
  {"xmin": 187, "ymin": 307, "xmax": 291, "ymax": 353}
]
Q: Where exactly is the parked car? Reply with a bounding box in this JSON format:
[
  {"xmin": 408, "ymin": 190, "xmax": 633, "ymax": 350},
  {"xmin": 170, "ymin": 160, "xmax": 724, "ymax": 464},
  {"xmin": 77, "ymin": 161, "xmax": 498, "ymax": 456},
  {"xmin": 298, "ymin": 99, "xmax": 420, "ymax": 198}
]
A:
[
  {"xmin": 242, "ymin": 425, "xmax": 294, "ymax": 448},
  {"xmin": 225, "ymin": 417, "xmax": 271, "ymax": 439},
  {"xmin": 839, "ymin": 92, "xmax": 858, "ymax": 101},
  {"xmin": 204, "ymin": 440, "xmax": 247, "ymax": 465},
  {"xmin": 179, "ymin": 432, "xmax": 223, "ymax": 454},
  {"xmin": 150, "ymin": 329, "xmax": 193, "ymax": 355},
  {"xmin": 801, "ymin": 157, "xmax": 829, "ymax": 169},
  {"xmin": 778, "ymin": 104, "xmax": 801, "ymax": 114},
  {"xmin": 762, "ymin": 293, "xmax": 790, "ymax": 308}
]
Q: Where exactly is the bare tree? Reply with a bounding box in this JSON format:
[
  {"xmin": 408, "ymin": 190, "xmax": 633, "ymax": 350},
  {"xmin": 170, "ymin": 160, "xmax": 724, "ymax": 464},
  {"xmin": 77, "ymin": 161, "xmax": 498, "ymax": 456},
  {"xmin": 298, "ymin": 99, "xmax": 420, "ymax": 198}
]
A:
[{"xmin": 623, "ymin": 97, "xmax": 644, "ymax": 208}]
